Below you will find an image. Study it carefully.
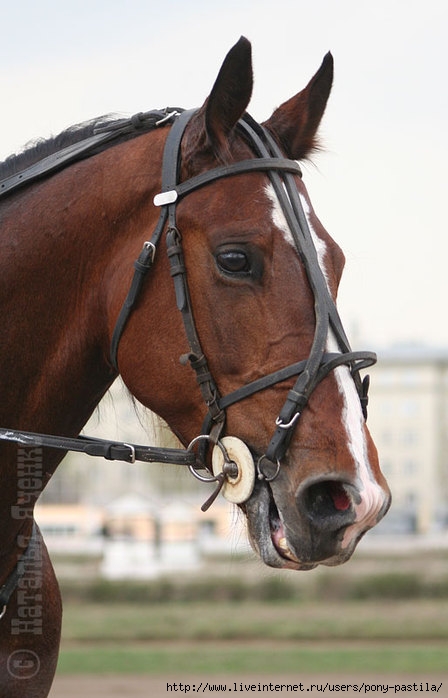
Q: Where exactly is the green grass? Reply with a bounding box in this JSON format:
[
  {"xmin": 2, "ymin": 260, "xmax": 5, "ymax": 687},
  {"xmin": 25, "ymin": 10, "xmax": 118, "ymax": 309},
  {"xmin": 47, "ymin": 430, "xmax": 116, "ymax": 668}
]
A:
[
  {"xmin": 57, "ymin": 643, "xmax": 448, "ymax": 675},
  {"xmin": 61, "ymin": 599, "xmax": 448, "ymax": 642},
  {"xmin": 57, "ymin": 598, "xmax": 448, "ymax": 675}
]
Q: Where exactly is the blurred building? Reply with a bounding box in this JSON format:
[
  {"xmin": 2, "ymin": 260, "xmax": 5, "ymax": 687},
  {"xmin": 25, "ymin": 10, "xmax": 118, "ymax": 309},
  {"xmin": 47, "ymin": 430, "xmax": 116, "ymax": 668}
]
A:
[{"xmin": 367, "ymin": 345, "xmax": 448, "ymax": 534}]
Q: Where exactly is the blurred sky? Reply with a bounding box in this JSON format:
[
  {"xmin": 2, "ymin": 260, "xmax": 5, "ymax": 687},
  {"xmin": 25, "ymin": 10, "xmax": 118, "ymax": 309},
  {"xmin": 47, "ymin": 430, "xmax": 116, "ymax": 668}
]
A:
[{"xmin": 1, "ymin": 0, "xmax": 447, "ymax": 349}]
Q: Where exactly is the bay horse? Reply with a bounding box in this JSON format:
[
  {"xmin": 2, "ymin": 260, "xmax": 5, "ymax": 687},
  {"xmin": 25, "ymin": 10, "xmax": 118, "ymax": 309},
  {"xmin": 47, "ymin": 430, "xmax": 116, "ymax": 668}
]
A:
[{"xmin": 0, "ymin": 37, "xmax": 390, "ymax": 696}]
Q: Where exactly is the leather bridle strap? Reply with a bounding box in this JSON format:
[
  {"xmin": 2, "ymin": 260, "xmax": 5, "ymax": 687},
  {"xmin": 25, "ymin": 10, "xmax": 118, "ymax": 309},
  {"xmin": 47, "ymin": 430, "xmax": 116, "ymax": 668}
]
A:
[
  {"xmin": 111, "ymin": 110, "xmax": 306, "ymax": 435},
  {"xmin": 0, "ymin": 522, "xmax": 38, "ymax": 620},
  {"xmin": 110, "ymin": 240, "xmax": 159, "ymax": 372},
  {"xmin": 0, "ymin": 109, "xmax": 182, "ymax": 201},
  {"xmin": 219, "ymin": 352, "xmax": 376, "ymax": 412},
  {"xmin": 156, "ymin": 157, "xmax": 303, "ymax": 204},
  {"xmin": 0, "ymin": 428, "xmax": 196, "ymax": 466},
  {"xmin": 112, "ymin": 108, "xmax": 376, "ymax": 473},
  {"xmin": 234, "ymin": 114, "xmax": 373, "ymax": 466},
  {"xmin": 163, "ymin": 111, "xmax": 225, "ymax": 435},
  {"xmin": 199, "ymin": 351, "xmax": 376, "ymax": 449},
  {"xmin": 109, "ymin": 114, "xmax": 304, "ymax": 376}
]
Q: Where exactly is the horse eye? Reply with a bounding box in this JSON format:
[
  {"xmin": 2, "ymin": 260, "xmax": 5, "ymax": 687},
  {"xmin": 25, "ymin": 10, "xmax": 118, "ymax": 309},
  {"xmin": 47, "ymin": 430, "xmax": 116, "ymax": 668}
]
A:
[{"xmin": 216, "ymin": 250, "xmax": 250, "ymax": 274}]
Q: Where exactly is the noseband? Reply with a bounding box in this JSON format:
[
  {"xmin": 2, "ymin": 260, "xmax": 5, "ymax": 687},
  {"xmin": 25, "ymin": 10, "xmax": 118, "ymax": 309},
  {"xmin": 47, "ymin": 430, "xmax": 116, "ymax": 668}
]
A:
[{"xmin": 110, "ymin": 108, "xmax": 376, "ymax": 496}]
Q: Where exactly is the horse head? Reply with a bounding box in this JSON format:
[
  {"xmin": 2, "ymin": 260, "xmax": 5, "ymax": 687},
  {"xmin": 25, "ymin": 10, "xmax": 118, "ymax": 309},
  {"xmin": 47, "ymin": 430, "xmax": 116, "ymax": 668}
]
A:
[{"xmin": 114, "ymin": 37, "xmax": 391, "ymax": 570}]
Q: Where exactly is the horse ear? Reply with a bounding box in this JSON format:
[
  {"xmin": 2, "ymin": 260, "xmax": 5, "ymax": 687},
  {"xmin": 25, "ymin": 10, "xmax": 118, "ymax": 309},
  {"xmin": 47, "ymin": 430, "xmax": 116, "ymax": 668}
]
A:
[
  {"xmin": 203, "ymin": 36, "xmax": 253, "ymax": 157},
  {"xmin": 263, "ymin": 52, "xmax": 334, "ymax": 161}
]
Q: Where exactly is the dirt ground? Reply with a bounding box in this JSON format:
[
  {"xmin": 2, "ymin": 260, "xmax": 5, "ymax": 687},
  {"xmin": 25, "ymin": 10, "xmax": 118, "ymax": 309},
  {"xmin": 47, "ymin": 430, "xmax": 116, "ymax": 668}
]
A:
[{"xmin": 48, "ymin": 674, "xmax": 448, "ymax": 698}]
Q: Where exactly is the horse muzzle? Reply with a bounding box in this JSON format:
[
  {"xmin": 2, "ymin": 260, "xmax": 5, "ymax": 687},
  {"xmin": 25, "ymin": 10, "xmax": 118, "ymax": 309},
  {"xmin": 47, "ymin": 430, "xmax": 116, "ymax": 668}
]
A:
[
  {"xmin": 207, "ymin": 436, "xmax": 390, "ymax": 569},
  {"xmin": 242, "ymin": 471, "xmax": 391, "ymax": 570}
]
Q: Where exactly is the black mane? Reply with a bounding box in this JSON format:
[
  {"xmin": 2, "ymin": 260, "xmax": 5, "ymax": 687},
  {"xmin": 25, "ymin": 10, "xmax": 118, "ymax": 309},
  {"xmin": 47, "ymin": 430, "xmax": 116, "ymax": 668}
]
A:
[{"xmin": 0, "ymin": 114, "xmax": 122, "ymax": 181}]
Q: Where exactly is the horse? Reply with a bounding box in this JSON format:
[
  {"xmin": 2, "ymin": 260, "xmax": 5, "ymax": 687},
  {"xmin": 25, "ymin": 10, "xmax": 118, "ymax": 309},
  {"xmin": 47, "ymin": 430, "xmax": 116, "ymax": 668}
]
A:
[{"xmin": 0, "ymin": 37, "xmax": 391, "ymax": 697}]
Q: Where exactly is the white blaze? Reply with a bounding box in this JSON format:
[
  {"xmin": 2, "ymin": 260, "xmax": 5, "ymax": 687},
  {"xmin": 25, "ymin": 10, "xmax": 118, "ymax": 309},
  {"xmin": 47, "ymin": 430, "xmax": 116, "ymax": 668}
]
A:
[{"xmin": 265, "ymin": 184, "xmax": 385, "ymax": 546}]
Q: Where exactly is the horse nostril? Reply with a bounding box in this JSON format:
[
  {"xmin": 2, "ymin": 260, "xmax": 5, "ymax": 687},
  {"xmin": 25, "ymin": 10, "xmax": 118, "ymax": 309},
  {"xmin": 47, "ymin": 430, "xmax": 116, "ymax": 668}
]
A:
[{"xmin": 301, "ymin": 480, "xmax": 354, "ymax": 523}]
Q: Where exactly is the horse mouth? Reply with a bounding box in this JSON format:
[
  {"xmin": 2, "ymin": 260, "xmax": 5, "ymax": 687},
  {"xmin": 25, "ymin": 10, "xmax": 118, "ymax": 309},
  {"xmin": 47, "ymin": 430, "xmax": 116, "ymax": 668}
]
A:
[
  {"xmin": 243, "ymin": 476, "xmax": 360, "ymax": 570},
  {"xmin": 269, "ymin": 496, "xmax": 302, "ymax": 564},
  {"xmin": 242, "ymin": 479, "xmax": 317, "ymax": 571}
]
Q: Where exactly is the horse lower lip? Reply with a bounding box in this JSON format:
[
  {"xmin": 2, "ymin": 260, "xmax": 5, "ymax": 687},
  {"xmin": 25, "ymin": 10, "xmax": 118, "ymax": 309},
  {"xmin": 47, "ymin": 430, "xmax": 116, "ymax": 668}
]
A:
[
  {"xmin": 273, "ymin": 532, "xmax": 299, "ymax": 562},
  {"xmin": 277, "ymin": 540, "xmax": 299, "ymax": 562},
  {"xmin": 268, "ymin": 494, "xmax": 300, "ymax": 563}
]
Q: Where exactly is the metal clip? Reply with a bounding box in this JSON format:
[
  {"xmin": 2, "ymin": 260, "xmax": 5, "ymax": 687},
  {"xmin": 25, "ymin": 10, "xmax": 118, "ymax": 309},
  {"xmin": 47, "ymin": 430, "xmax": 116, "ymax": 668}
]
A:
[
  {"xmin": 275, "ymin": 412, "xmax": 301, "ymax": 430},
  {"xmin": 257, "ymin": 455, "xmax": 281, "ymax": 482},
  {"xmin": 155, "ymin": 110, "xmax": 180, "ymax": 127}
]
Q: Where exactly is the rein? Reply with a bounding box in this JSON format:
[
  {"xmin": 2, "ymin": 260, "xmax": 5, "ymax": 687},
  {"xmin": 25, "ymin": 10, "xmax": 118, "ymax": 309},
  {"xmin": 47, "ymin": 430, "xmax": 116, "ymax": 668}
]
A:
[
  {"xmin": 0, "ymin": 107, "xmax": 376, "ymax": 507},
  {"xmin": 0, "ymin": 523, "xmax": 38, "ymax": 620}
]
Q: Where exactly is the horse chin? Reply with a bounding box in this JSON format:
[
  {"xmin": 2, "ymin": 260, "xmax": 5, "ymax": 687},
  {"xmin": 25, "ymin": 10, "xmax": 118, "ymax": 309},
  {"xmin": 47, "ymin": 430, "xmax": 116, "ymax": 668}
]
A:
[{"xmin": 242, "ymin": 478, "xmax": 362, "ymax": 571}]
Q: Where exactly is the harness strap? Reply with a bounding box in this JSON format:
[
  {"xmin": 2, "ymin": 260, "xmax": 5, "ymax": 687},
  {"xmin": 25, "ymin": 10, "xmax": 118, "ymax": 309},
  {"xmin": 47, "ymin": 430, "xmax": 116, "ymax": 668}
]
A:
[
  {"xmin": 110, "ymin": 241, "xmax": 157, "ymax": 371},
  {"xmin": 0, "ymin": 522, "xmax": 38, "ymax": 620},
  {"xmin": 199, "ymin": 351, "xmax": 376, "ymax": 442},
  {"xmin": 154, "ymin": 157, "xmax": 303, "ymax": 206},
  {"xmin": 166, "ymin": 228, "xmax": 224, "ymax": 427},
  {"xmin": 109, "ymin": 112, "xmax": 196, "ymax": 372},
  {"xmin": 236, "ymin": 115, "xmax": 367, "ymax": 465},
  {"xmin": 0, "ymin": 109, "xmax": 181, "ymax": 200},
  {"xmin": 0, "ymin": 429, "xmax": 196, "ymax": 467},
  {"xmin": 159, "ymin": 110, "xmax": 226, "ymax": 436},
  {"xmin": 219, "ymin": 352, "xmax": 376, "ymax": 411}
]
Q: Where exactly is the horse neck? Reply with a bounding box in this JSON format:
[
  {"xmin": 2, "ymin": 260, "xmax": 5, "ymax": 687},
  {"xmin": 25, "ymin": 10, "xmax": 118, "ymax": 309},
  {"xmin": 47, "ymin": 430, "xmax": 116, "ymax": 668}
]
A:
[{"xmin": 0, "ymin": 130, "xmax": 165, "ymax": 442}]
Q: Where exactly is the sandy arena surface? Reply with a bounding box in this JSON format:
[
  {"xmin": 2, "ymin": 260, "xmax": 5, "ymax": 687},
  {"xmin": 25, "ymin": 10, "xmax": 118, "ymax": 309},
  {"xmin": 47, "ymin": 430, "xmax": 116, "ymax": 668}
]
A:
[{"xmin": 48, "ymin": 674, "xmax": 448, "ymax": 698}]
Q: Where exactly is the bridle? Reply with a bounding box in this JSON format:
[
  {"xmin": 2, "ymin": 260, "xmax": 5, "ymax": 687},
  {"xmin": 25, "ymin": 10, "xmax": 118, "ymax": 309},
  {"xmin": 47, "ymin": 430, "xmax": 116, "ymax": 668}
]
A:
[
  {"xmin": 0, "ymin": 106, "xmax": 376, "ymax": 511},
  {"xmin": 0, "ymin": 106, "xmax": 376, "ymax": 615},
  {"xmin": 110, "ymin": 107, "xmax": 376, "ymax": 503}
]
